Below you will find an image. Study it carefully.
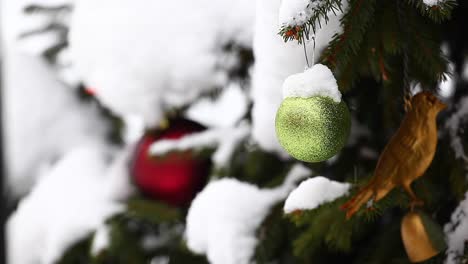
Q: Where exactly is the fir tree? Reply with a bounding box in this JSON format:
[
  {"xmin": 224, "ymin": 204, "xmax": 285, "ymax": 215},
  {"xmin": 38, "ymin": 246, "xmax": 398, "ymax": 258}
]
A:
[{"xmin": 5, "ymin": 0, "xmax": 468, "ymax": 263}]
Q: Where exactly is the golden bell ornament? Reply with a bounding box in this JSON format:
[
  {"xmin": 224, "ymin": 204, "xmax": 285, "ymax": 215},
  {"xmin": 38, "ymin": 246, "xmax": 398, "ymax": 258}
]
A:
[{"xmin": 401, "ymin": 211, "xmax": 446, "ymax": 263}]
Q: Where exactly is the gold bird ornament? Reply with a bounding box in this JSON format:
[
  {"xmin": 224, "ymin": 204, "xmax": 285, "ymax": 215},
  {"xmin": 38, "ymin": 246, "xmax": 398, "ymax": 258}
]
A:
[{"xmin": 342, "ymin": 91, "xmax": 447, "ymax": 219}]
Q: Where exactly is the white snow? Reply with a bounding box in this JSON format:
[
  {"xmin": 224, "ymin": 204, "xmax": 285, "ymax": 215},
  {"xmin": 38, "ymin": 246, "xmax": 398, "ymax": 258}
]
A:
[
  {"xmin": 185, "ymin": 164, "xmax": 311, "ymax": 264},
  {"xmin": 439, "ymin": 62, "xmax": 455, "ymax": 98},
  {"xmin": 2, "ymin": 52, "xmax": 109, "ymax": 196},
  {"xmin": 6, "ymin": 0, "xmax": 73, "ymax": 87},
  {"xmin": 439, "ymin": 45, "xmax": 455, "ymax": 98},
  {"xmin": 15, "ymin": 0, "xmax": 71, "ymax": 7},
  {"xmin": 7, "ymin": 146, "xmax": 133, "ymax": 264},
  {"xmin": 55, "ymin": 48, "xmax": 81, "ymax": 87},
  {"xmin": 69, "ymin": 0, "xmax": 255, "ymax": 127},
  {"xmin": 17, "ymin": 30, "xmax": 62, "ymax": 55},
  {"xmin": 423, "ymin": 0, "xmax": 444, "ymax": 7},
  {"xmin": 445, "ymin": 96, "xmax": 468, "ymax": 162},
  {"xmin": 150, "ymin": 122, "xmax": 250, "ymax": 168},
  {"xmin": 2, "ymin": 0, "xmax": 72, "ymax": 52},
  {"xmin": 284, "ymin": 176, "xmax": 350, "ymax": 214},
  {"xmin": 210, "ymin": 125, "xmax": 249, "ymax": 168},
  {"xmin": 279, "ymin": 0, "xmax": 323, "ymax": 27},
  {"xmin": 2, "ymin": 0, "xmax": 108, "ymax": 196},
  {"xmin": 122, "ymin": 114, "xmax": 146, "ymax": 144},
  {"xmin": 444, "ymin": 192, "xmax": 468, "ymax": 264},
  {"xmin": 91, "ymin": 224, "xmax": 111, "ymax": 256},
  {"xmin": 185, "ymin": 83, "xmax": 249, "ymax": 128},
  {"xmin": 102, "ymin": 145, "xmax": 136, "ymax": 201},
  {"xmin": 251, "ymin": 0, "xmax": 346, "ymax": 154},
  {"xmin": 150, "ymin": 256, "xmax": 170, "ymax": 264},
  {"xmin": 282, "ymin": 64, "xmax": 341, "ymax": 102}
]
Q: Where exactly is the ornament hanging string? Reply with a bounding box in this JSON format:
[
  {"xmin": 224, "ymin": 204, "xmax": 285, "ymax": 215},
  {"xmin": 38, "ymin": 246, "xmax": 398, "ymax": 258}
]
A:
[
  {"xmin": 301, "ymin": 32, "xmax": 310, "ymax": 68},
  {"xmin": 311, "ymin": 36, "xmax": 316, "ymax": 66},
  {"xmin": 301, "ymin": 32, "xmax": 316, "ymax": 69},
  {"xmin": 397, "ymin": 0, "xmax": 413, "ymax": 112}
]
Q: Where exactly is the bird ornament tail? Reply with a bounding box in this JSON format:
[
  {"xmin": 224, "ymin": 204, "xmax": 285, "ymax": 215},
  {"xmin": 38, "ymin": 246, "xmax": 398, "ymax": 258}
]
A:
[{"xmin": 341, "ymin": 180, "xmax": 375, "ymax": 219}]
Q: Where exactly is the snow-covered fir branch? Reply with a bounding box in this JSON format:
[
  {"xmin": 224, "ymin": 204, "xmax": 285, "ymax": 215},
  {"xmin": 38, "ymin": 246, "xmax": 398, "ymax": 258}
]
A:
[
  {"xmin": 15, "ymin": 0, "xmax": 79, "ymax": 85},
  {"xmin": 278, "ymin": 0, "xmax": 342, "ymax": 42},
  {"xmin": 150, "ymin": 122, "xmax": 250, "ymax": 168},
  {"xmin": 18, "ymin": 1, "xmax": 71, "ymax": 57},
  {"xmin": 445, "ymin": 191, "xmax": 468, "ymax": 264},
  {"xmin": 279, "ymin": 0, "xmax": 324, "ymax": 27},
  {"xmin": 185, "ymin": 164, "xmax": 311, "ymax": 264},
  {"xmin": 91, "ymin": 224, "xmax": 111, "ymax": 256},
  {"xmin": 422, "ymin": 0, "xmax": 445, "ymax": 7},
  {"xmin": 186, "ymin": 83, "xmax": 249, "ymax": 129},
  {"xmin": 69, "ymin": 0, "xmax": 255, "ymax": 127},
  {"xmin": 7, "ymin": 146, "xmax": 133, "ymax": 264},
  {"xmin": 284, "ymin": 176, "xmax": 350, "ymax": 214}
]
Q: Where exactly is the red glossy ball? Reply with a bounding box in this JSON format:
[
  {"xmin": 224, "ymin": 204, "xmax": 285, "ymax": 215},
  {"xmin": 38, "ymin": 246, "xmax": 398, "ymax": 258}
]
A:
[{"xmin": 131, "ymin": 119, "xmax": 210, "ymax": 207}]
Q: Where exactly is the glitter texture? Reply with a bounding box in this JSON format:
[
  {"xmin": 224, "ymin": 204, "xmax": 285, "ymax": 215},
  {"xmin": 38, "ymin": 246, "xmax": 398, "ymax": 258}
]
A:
[{"xmin": 275, "ymin": 96, "xmax": 351, "ymax": 162}]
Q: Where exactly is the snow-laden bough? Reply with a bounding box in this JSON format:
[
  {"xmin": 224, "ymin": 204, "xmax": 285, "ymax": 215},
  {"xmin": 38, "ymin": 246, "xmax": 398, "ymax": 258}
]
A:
[{"xmin": 185, "ymin": 164, "xmax": 311, "ymax": 264}]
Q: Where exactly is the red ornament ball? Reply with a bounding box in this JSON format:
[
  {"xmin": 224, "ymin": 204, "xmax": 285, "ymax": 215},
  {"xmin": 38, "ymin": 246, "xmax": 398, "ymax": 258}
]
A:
[{"xmin": 131, "ymin": 119, "xmax": 210, "ymax": 207}]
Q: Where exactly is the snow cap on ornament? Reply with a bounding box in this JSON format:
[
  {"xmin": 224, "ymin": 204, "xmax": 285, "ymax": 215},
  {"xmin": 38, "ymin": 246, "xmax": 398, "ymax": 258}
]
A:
[
  {"xmin": 282, "ymin": 64, "xmax": 342, "ymax": 102},
  {"xmin": 275, "ymin": 64, "xmax": 351, "ymax": 163}
]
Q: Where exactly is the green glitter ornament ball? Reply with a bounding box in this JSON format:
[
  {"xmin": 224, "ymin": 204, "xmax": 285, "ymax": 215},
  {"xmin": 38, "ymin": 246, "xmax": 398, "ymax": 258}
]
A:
[{"xmin": 275, "ymin": 96, "xmax": 351, "ymax": 162}]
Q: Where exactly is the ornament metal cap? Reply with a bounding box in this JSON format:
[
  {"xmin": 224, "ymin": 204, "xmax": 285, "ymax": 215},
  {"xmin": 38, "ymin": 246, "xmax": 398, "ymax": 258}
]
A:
[{"xmin": 401, "ymin": 211, "xmax": 444, "ymax": 263}]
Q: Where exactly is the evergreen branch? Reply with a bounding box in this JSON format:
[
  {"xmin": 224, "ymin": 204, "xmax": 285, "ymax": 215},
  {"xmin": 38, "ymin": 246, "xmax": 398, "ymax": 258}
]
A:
[
  {"xmin": 405, "ymin": 0, "xmax": 457, "ymax": 23},
  {"xmin": 278, "ymin": 0, "xmax": 343, "ymax": 43},
  {"xmin": 125, "ymin": 199, "xmax": 181, "ymax": 224},
  {"xmin": 318, "ymin": 0, "xmax": 376, "ymax": 89},
  {"xmin": 20, "ymin": 3, "xmax": 72, "ymax": 65},
  {"xmin": 24, "ymin": 4, "xmax": 72, "ymax": 13},
  {"xmin": 43, "ymin": 42, "xmax": 69, "ymax": 63},
  {"xmin": 285, "ymin": 173, "xmax": 414, "ymax": 259},
  {"xmin": 449, "ymin": 159, "xmax": 468, "ymax": 200},
  {"xmin": 287, "ymin": 195, "xmax": 381, "ymax": 257},
  {"xmin": 407, "ymin": 36, "xmax": 448, "ymax": 87},
  {"xmin": 320, "ymin": 0, "xmax": 376, "ymax": 68},
  {"xmin": 403, "ymin": 2, "xmax": 449, "ymax": 87},
  {"xmin": 18, "ymin": 22, "xmax": 68, "ymax": 39}
]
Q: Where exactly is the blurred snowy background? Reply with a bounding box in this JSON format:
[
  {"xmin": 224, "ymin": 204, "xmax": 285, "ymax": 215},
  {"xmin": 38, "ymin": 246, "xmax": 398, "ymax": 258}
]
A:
[
  {"xmin": 2, "ymin": 0, "xmax": 468, "ymax": 263},
  {"xmin": 1, "ymin": 0, "xmax": 308, "ymax": 262}
]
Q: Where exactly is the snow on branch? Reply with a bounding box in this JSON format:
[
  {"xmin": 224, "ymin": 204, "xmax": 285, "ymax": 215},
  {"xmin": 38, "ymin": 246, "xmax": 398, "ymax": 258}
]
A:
[
  {"xmin": 278, "ymin": 0, "xmax": 343, "ymax": 43},
  {"xmin": 446, "ymin": 96, "xmax": 468, "ymax": 163},
  {"xmin": 7, "ymin": 146, "xmax": 132, "ymax": 264},
  {"xmin": 150, "ymin": 122, "xmax": 250, "ymax": 168},
  {"xmin": 445, "ymin": 191, "xmax": 468, "ymax": 264},
  {"xmin": 186, "ymin": 83, "xmax": 249, "ymax": 128},
  {"xmin": 15, "ymin": 0, "xmax": 78, "ymax": 86},
  {"xmin": 284, "ymin": 176, "xmax": 350, "ymax": 214},
  {"xmin": 18, "ymin": 0, "xmax": 72, "ymax": 58},
  {"xmin": 406, "ymin": 0, "xmax": 456, "ymax": 23},
  {"xmin": 185, "ymin": 164, "xmax": 311, "ymax": 264},
  {"xmin": 422, "ymin": 0, "xmax": 445, "ymax": 7},
  {"xmin": 69, "ymin": 0, "xmax": 255, "ymax": 126},
  {"xmin": 91, "ymin": 224, "xmax": 111, "ymax": 256}
]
